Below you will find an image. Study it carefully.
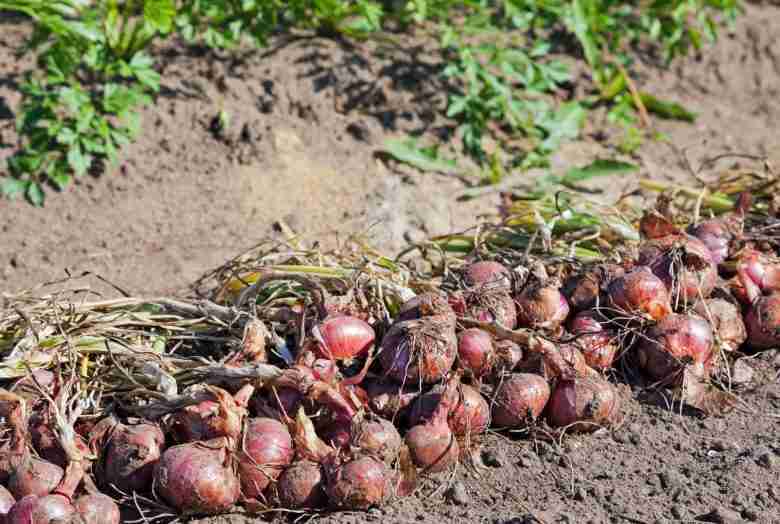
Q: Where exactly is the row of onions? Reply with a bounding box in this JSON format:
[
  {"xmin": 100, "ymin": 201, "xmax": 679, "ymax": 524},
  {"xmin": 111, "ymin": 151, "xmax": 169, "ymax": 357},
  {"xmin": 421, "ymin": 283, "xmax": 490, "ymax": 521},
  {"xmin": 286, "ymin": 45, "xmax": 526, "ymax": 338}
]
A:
[{"xmin": 2, "ymin": 194, "xmax": 778, "ymax": 523}]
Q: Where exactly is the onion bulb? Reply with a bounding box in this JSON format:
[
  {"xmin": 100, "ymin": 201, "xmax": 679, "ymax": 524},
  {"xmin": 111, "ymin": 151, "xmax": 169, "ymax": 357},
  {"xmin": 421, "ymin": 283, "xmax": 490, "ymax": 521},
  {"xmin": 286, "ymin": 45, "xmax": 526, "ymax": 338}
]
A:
[
  {"xmin": 547, "ymin": 376, "xmax": 621, "ymax": 432},
  {"xmin": 568, "ymin": 311, "xmax": 620, "ymax": 370},
  {"xmin": 327, "ymin": 456, "xmax": 392, "ymax": 510},
  {"xmin": 276, "ymin": 460, "xmax": 326, "ymax": 509},
  {"xmin": 312, "ymin": 316, "xmax": 375, "ymax": 361},
  {"xmin": 457, "ymin": 329, "xmax": 496, "ymax": 379},
  {"xmin": 607, "ymin": 267, "xmax": 672, "ymax": 321},
  {"xmin": 237, "ymin": 418, "xmax": 294, "ymax": 502},
  {"xmin": 637, "ymin": 313, "xmax": 714, "ymax": 382},
  {"xmin": 745, "ymin": 293, "xmax": 780, "ymax": 350},
  {"xmin": 490, "ymin": 373, "xmax": 550, "ymax": 428}
]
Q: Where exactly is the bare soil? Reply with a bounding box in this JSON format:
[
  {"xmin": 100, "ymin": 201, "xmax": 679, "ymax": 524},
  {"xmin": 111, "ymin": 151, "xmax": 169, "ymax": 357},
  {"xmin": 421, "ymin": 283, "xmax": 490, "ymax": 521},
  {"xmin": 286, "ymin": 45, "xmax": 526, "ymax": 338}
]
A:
[{"xmin": 1, "ymin": 3, "xmax": 779, "ymax": 524}]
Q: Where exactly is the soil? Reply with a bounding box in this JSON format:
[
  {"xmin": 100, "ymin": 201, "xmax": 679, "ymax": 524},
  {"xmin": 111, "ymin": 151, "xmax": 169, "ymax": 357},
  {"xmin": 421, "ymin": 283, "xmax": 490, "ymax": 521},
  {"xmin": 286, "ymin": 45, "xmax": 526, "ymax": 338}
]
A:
[{"xmin": 1, "ymin": 2, "xmax": 780, "ymax": 524}]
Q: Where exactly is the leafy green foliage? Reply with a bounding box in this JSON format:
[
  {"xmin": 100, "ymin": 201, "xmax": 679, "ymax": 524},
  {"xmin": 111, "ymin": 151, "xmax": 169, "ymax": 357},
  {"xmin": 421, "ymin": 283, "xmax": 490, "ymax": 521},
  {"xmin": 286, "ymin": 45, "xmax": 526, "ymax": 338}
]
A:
[{"xmin": 0, "ymin": 0, "xmax": 739, "ymax": 204}]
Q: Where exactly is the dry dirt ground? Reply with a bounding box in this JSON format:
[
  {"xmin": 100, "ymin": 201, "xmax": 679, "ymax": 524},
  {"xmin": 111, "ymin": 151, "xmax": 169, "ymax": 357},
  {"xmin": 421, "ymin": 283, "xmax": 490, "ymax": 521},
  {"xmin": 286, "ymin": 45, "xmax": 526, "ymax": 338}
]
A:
[{"xmin": 1, "ymin": 3, "xmax": 779, "ymax": 524}]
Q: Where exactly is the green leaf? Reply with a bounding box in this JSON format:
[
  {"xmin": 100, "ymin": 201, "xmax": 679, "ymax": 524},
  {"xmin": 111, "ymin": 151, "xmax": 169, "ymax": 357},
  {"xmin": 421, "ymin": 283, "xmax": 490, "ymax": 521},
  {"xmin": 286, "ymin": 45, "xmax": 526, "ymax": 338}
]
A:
[
  {"xmin": 67, "ymin": 143, "xmax": 91, "ymax": 176},
  {"xmin": 26, "ymin": 181, "xmax": 45, "ymax": 207},
  {"xmin": 638, "ymin": 93, "xmax": 697, "ymax": 122},
  {"xmin": 0, "ymin": 177, "xmax": 28, "ymax": 199},
  {"xmin": 538, "ymin": 102, "xmax": 586, "ymax": 152},
  {"xmin": 561, "ymin": 159, "xmax": 639, "ymax": 186},
  {"xmin": 143, "ymin": 0, "xmax": 176, "ymax": 33},
  {"xmin": 382, "ymin": 138, "xmax": 460, "ymax": 174}
]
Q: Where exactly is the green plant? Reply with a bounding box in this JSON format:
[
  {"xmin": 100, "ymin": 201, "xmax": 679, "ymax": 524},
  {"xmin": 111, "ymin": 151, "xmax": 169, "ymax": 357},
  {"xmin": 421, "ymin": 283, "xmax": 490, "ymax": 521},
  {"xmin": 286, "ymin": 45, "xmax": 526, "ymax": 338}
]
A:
[{"xmin": 0, "ymin": 0, "xmax": 173, "ymax": 205}]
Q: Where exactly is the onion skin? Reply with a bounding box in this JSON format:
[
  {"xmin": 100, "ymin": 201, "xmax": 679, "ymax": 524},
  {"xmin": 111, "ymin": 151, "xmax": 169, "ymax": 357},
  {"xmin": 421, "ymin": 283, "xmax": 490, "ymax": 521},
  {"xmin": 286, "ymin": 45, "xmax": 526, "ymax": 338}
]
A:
[
  {"xmin": 745, "ymin": 293, "xmax": 780, "ymax": 350},
  {"xmin": 607, "ymin": 267, "xmax": 672, "ymax": 321},
  {"xmin": 641, "ymin": 235, "xmax": 718, "ymax": 304},
  {"xmin": 568, "ymin": 312, "xmax": 620, "ymax": 370},
  {"xmin": 637, "ymin": 313, "xmax": 714, "ymax": 382},
  {"xmin": 276, "ymin": 460, "xmax": 326, "ymax": 509},
  {"xmin": 688, "ymin": 220, "xmax": 731, "ymax": 265},
  {"xmin": 312, "ymin": 316, "xmax": 375, "ymax": 361},
  {"xmin": 327, "ymin": 456, "xmax": 392, "ymax": 510},
  {"xmin": 352, "ymin": 418, "xmax": 402, "ymax": 465},
  {"xmin": 692, "ymin": 298, "xmax": 746, "ymax": 352},
  {"xmin": 7, "ymin": 456, "xmax": 63, "ymax": 500},
  {"xmin": 379, "ymin": 293, "xmax": 457, "ymax": 385},
  {"xmin": 237, "ymin": 418, "xmax": 294, "ymax": 501},
  {"xmin": 404, "ymin": 375, "xmax": 460, "ymax": 473},
  {"xmin": 73, "ymin": 494, "xmax": 120, "ymax": 524},
  {"xmin": 154, "ymin": 438, "xmax": 240, "ymax": 515},
  {"xmin": 562, "ymin": 263, "xmax": 626, "ymax": 313},
  {"xmin": 516, "ymin": 283, "xmax": 570, "ymax": 331},
  {"xmin": 94, "ymin": 419, "xmax": 165, "ymax": 494},
  {"xmin": 462, "ymin": 261, "xmax": 513, "ymax": 291},
  {"xmin": 737, "ymin": 249, "xmax": 780, "ymax": 303},
  {"xmin": 547, "ymin": 376, "xmax": 620, "ymax": 432},
  {"xmin": 457, "ymin": 329, "xmax": 496, "ymax": 379},
  {"xmin": 493, "ymin": 340, "xmax": 523, "ymax": 377},
  {"xmin": 364, "ymin": 381, "xmax": 418, "ymax": 420},
  {"xmin": 169, "ymin": 386, "xmax": 247, "ymax": 444},
  {"xmin": 408, "ymin": 384, "xmax": 490, "ymax": 437},
  {"xmin": 0, "ymin": 485, "xmax": 14, "ymax": 520},
  {"xmin": 4, "ymin": 494, "xmax": 74, "ymax": 524},
  {"xmin": 490, "ymin": 374, "xmax": 550, "ymax": 428}
]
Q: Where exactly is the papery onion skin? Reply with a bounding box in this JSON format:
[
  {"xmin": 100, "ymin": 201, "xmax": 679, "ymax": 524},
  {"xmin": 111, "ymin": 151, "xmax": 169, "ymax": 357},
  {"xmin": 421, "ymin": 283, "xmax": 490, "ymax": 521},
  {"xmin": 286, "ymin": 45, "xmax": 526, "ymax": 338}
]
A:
[
  {"xmin": 405, "ymin": 376, "xmax": 460, "ymax": 473},
  {"xmin": 95, "ymin": 419, "xmax": 165, "ymax": 494},
  {"xmin": 745, "ymin": 293, "xmax": 780, "ymax": 350},
  {"xmin": 276, "ymin": 460, "xmax": 326, "ymax": 510},
  {"xmin": 169, "ymin": 387, "xmax": 246, "ymax": 444},
  {"xmin": 462, "ymin": 261, "xmax": 513, "ymax": 291},
  {"xmin": 73, "ymin": 494, "xmax": 121, "ymax": 524},
  {"xmin": 516, "ymin": 283, "xmax": 570, "ymax": 331},
  {"xmin": 692, "ymin": 298, "xmax": 746, "ymax": 352},
  {"xmin": 490, "ymin": 374, "xmax": 550, "ymax": 428},
  {"xmin": 492, "ymin": 340, "xmax": 523, "ymax": 377},
  {"xmin": 154, "ymin": 438, "xmax": 240, "ymax": 515},
  {"xmin": 457, "ymin": 329, "xmax": 496, "ymax": 379},
  {"xmin": 568, "ymin": 311, "xmax": 620, "ymax": 370},
  {"xmin": 547, "ymin": 376, "xmax": 620, "ymax": 432},
  {"xmin": 4, "ymin": 494, "xmax": 74, "ymax": 524},
  {"xmin": 637, "ymin": 313, "xmax": 714, "ymax": 381},
  {"xmin": 562, "ymin": 263, "xmax": 626, "ymax": 313},
  {"xmin": 313, "ymin": 316, "xmax": 375, "ymax": 361},
  {"xmin": 607, "ymin": 267, "xmax": 672, "ymax": 321},
  {"xmin": 408, "ymin": 384, "xmax": 490, "ymax": 437},
  {"xmin": 327, "ymin": 456, "xmax": 392, "ymax": 510},
  {"xmin": 238, "ymin": 418, "xmax": 294, "ymax": 501},
  {"xmin": 688, "ymin": 220, "xmax": 731, "ymax": 265},
  {"xmin": 7, "ymin": 456, "xmax": 63, "ymax": 500},
  {"xmin": 352, "ymin": 418, "xmax": 402, "ymax": 465}
]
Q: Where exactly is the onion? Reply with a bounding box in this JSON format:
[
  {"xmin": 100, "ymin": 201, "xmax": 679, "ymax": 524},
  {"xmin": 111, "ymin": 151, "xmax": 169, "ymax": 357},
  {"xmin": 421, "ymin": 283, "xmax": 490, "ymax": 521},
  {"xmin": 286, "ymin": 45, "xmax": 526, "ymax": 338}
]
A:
[
  {"xmin": 637, "ymin": 313, "xmax": 714, "ymax": 382},
  {"xmin": 692, "ymin": 298, "xmax": 746, "ymax": 352},
  {"xmin": 327, "ymin": 456, "xmax": 392, "ymax": 510},
  {"xmin": 457, "ymin": 329, "xmax": 495, "ymax": 379},
  {"xmin": 568, "ymin": 311, "xmax": 620, "ymax": 370},
  {"xmin": 515, "ymin": 282, "xmax": 570, "ymax": 331},
  {"xmin": 4, "ymin": 494, "xmax": 73, "ymax": 524},
  {"xmin": 745, "ymin": 293, "xmax": 780, "ymax": 350},
  {"xmin": 0, "ymin": 486, "xmax": 14, "ymax": 520},
  {"xmin": 379, "ymin": 293, "xmax": 457, "ymax": 385},
  {"xmin": 607, "ymin": 267, "xmax": 672, "ymax": 321},
  {"xmin": 7, "ymin": 456, "xmax": 63, "ymax": 500},
  {"xmin": 93, "ymin": 418, "xmax": 165, "ymax": 494},
  {"xmin": 169, "ymin": 386, "xmax": 249, "ymax": 444},
  {"xmin": 154, "ymin": 438, "xmax": 240, "ymax": 515},
  {"xmin": 451, "ymin": 287, "xmax": 518, "ymax": 330},
  {"xmin": 312, "ymin": 316, "xmax": 375, "ymax": 361},
  {"xmin": 688, "ymin": 219, "xmax": 732, "ymax": 265},
  {"xmin": 237, "ymin": 418, "xmax": 294, "ymax": 502},
  {"xmin": 352, "ymin": 417, "xmax": 402, "ymax": 465},
  {"xmin": 404, "ymin": 375, "xmax": 460, "ymax": 473},
  {"xmin": 737, "ymin": 249, "xmax": 780, "ymax": 303},
  {"xmin": 73, "ymin": 494, "xmax": 120, "ymax": 524},
  {"xmin": 490, "ymin": 374, "xmax": 550, "ymax": 428},
  {"xmin": 493, "ymin": 340, "xmax": 523, "ymax": 377},
  {"xmin": 319, "ymin": 423, "xmax": 351, "ymax": 451},
  {"xmin": 364, "ymin": 381, "xmax": 418, "ymax": 420},
  {"xmin": 641, "ymin": 235, "xmax": 717, "ymax": 304},
  {"xmin": 547, "ymin": 375, "xmax": 620, "ymax": 432},
  {"xmin": 562, "ymin": 263, "xmax": 626, "ymax": 313},
  {"xmin": 29, "ymin": 412, "xmax": 89, "ymax": 470},
  {"xmin": 276, "ymin": 460, "xmax": 326, "ymax": 509},
  {"xmin": 462, "ymin": 261, "xmax": 513, "ymax": 291},
  {"xmin": 408, "ymin": 384, "xmax": 489, "ymax": 437}
]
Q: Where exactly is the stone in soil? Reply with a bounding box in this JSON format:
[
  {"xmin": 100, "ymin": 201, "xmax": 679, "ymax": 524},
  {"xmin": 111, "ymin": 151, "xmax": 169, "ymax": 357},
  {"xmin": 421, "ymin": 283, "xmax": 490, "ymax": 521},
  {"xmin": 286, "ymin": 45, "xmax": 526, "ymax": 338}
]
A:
[
  {"xmin": 445, "ymin": 482, "xmax": 469, "ymax": 506},
  {"xmin": 482, "ymin": 449, "xmax": 505, "ymax": 468},
  {"xmin": 698, "ymin": 507, "xmax": 743, "ymax": 524}
]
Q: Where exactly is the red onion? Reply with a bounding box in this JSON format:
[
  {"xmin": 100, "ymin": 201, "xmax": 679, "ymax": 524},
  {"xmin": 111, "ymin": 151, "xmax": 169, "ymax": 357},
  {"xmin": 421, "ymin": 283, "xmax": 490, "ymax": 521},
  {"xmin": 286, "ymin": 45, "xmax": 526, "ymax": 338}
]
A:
[
  {"xmin": 688, "ymin": 219, "xmax": 731, "ymax": 265},
  {"xmin": 515, "ymin": 282, "xmax": 570, "ymax": 331},
  {"xmin": 4, "ymin": 494, "xmax": 73, "ymax": 524},
  {"xmin": 7, "ymin": 456, "xmax": 63, "ymax": 500},
  {"xmin": 737, "ymin": 249, "xmax": 780, "ymax": 304},
  {"xmin": 276, "ymin": 460, "xmax": 326, "ymax": 509},
  {"xmin": 352, "ymin": 417, "xmax": 402, "ymax": 465},
  {"xmin": 562, "ymin": 263, "xmax": 627, "ymax": 313},
  {"xmin": 73, "ymin": 494, "xmax": 120, "ymax": 524},
  {"xmin": 692, "ymin": 298, "xmax": 746, "ymax": 352},
  {"xmin": 169, "ymin": 385, "xmax": 250, "ymax": 443},
  {"xmin": 568, "ymin": 311, "xmax": 620, "ymax": 370},
  {"xmin": 327, "ymin": 456, "xmax": 392, "ymax": 510},
  {"xmin": 93, "ymin": 418, "xmax": 165, "ymax": 494},
  {"xmin": 154, "ymin": 438, "xmax": 240, "ymax": 515},
  {"xmin": 379, "ymin": 293, "xmax": 457, "ymax": 385},
  {"xmin": 450, "ymin": 287, "xmax": 518, "ymax": 330},
  {"xmin": 408, "ymin": 384, "xmax": 490, "ymax": 437},
  {"xmin": 364, "ymin": 381, "xmax": 418, "ymax": 420},
  {"xmin": 319, "ymin": 422, "xmax": 351, "ymax": 451},
  {"xmin": 29, "ymin": 412, "xmax": 89, "ymax": 470},
  {"xmin": 238, "ymin": 418, "xmax": 294, "ymax": 502},
  {"xmin": 641, "ymin": 235, "xmax": 717, "ymax": 304},
  {"xmin": 745, "ymin": 293, "xmax": 780, "ymax": 350},
  {"xmin": 312, "ymin": 316, "xmax": 375, "ymax": 361},
  {"xmin": 404, "ymin": 375, "xmax": 460, "ymax": 473},
  {"xmin": 547, "ymin": 375, "xmax": 620, "ymax": 432},
  {"xmin": 607, "ymin": 267, "xmax": 672, "ymax": 321},
  {"xmin": 493, "ymin": 340, "xmax": 523, "ymax": 377},
  {"xmin": 0, "ymin": 485, "xmax": 14, "ymax": 520},
  {"xmin": 637, "ymin": 313, "xmax": 714, "ymax": 382},
  {"xmin": 490, "ymin": 373, "xmax": 550, "ymax": 428},
  {"xmin": 457, "ymin": 329, "xmax": 496, "ymax": 379},
  {"xmin": 462, "ymin": 261, "xmax": 513, "ymax": 291}
]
